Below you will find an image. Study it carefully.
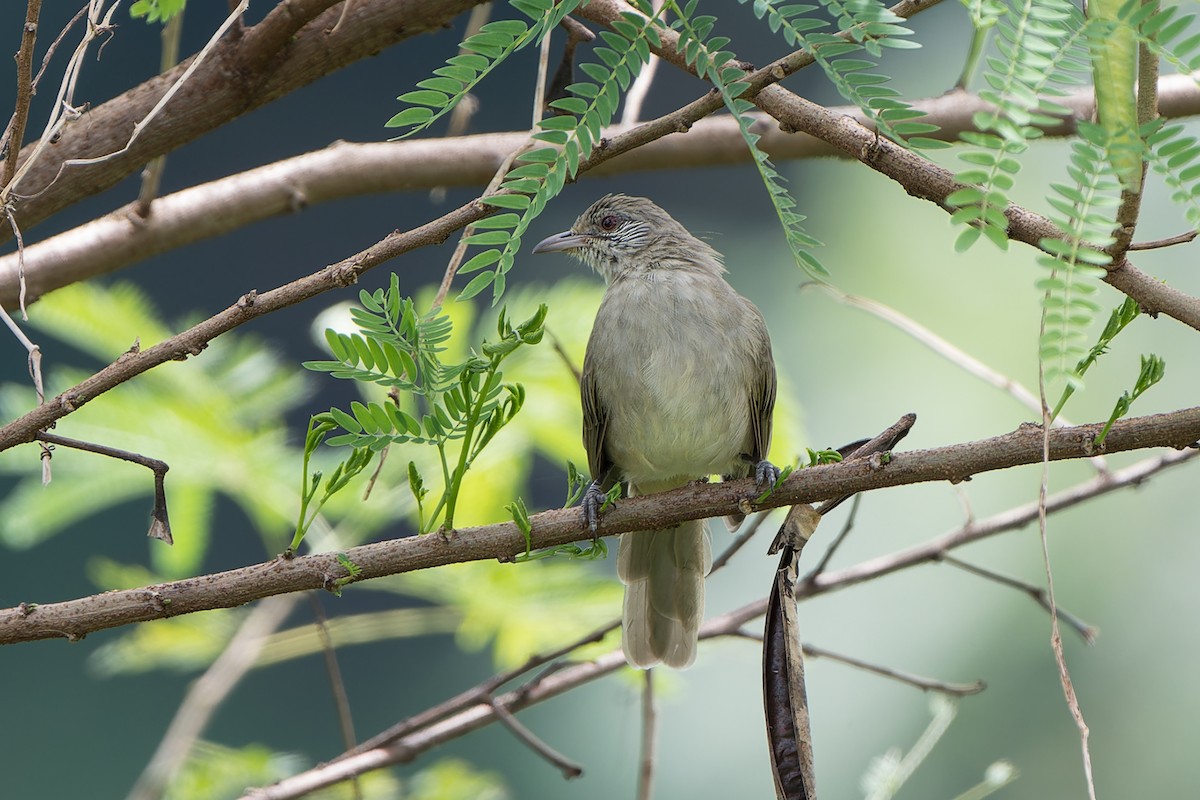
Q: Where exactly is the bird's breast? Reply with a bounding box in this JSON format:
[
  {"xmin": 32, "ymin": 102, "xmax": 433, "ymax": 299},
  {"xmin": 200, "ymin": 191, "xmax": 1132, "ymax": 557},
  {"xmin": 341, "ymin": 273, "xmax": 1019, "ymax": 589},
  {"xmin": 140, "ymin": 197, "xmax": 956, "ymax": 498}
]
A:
[{"xmin": 587, "ymin": 269, "xmax": 761, "ymax": 487}]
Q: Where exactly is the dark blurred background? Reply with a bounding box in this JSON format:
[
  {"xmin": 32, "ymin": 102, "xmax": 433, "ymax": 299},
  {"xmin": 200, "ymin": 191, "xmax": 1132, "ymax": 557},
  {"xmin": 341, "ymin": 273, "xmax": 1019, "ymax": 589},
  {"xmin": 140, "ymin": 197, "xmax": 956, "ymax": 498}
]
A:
[{"xmin": 2, "ymin": 2, "xmax": 1199, "ymax": 799}]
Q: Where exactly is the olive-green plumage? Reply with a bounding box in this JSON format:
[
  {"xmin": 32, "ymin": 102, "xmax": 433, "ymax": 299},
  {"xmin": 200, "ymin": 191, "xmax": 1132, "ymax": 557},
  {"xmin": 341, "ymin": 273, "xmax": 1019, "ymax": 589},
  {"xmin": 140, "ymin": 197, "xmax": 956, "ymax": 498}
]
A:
[{"xmin": 534, "ymin": 195, "xmax": 777, "ymax": 668}]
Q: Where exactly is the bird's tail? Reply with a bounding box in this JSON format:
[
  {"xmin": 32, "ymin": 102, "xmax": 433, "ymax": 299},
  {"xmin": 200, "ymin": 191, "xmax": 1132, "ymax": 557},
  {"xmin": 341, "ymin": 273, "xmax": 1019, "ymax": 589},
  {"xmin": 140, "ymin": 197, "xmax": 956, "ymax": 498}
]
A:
[{"xmin": 617, "ymin": 518, "xmax": 712, "ymax": 668}]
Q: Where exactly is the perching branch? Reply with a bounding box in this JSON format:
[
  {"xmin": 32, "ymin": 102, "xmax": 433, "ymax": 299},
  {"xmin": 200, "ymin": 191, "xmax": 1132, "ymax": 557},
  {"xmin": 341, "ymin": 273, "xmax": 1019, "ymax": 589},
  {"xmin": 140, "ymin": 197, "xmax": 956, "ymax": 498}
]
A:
[
  {"xmin": 2, "ymin": 409, "xmax": 1197, "ymax": 646},
  {"xmin": 232, "ymin": 445, "xmax": 1194, "ymax": 798}
]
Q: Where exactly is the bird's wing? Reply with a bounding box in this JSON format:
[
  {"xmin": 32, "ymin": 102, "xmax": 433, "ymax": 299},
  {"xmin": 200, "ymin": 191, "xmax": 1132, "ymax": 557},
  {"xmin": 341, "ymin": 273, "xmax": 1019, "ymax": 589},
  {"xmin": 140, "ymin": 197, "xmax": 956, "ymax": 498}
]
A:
[
  {"xmin": 749, "ymin": 332, "xmax": 777, "ymax": 464},
  {"xmin": 580, "ymin": 352, "xmax": 616, "ymax": 488}
]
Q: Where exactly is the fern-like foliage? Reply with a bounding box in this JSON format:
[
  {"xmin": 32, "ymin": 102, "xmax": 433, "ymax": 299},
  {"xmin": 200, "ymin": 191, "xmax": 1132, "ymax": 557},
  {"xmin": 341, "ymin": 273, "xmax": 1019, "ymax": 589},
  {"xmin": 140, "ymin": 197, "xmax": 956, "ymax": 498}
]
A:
[
  {"xmin": 671, "ymin": 1, "xmax": 827, "ymax": 278},
  {"xmin": 949, "ymin": 0, "xmax": 1089, "ymax": 252},
  {"xmin": 1088, "ymin": 0, "xmax": 1141, "ymax": 190},
  {"xmin": 1144, "ymin": 120, "xmax": 1200, "ymax": 229},
  {"xmin": 386, "ymin": 1, "xmax": 583, "ymax": 139},
  {"xmin": 302, "ymin": 273, "xmax": 547, "ymax": 532},
  {"xmin": 1122, "ymin": 1, "xmax": 1200, "ymax": 230},
  {"xmin": 741, "ymin": 0, "xmax": 940, "ymax": 149},
  {"xmin": 1036, "ymin": 122, "xmax": 1122, "ymax": 383},
  {"xmin": 130, "ymin": 0, "xmax": 186, "ymax": 22},
  {"xmin": 1126, "ymin": 0, "xmax": 1200, "ymax": 77},
  {"xmin": 455, "ymin": 6, "xmax": 666, "ymax": 303}
]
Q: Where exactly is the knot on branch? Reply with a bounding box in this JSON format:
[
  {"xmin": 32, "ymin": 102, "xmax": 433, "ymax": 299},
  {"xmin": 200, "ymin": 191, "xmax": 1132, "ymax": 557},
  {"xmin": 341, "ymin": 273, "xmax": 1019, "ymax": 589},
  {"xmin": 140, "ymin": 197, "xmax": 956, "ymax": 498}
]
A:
[{"xmin": 331, "ymin": 263, "xmax": 360, "ymax": 288}]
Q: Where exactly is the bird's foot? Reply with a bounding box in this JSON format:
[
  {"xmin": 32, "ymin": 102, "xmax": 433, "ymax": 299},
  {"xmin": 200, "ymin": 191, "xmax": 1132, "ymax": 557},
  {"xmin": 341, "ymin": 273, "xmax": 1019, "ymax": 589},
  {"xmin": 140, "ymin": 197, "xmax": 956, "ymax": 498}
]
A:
[
  {"xmin": 755, "ymin": 459, "xmax": 782, "ymax": 489},
  {"xmin": 582, "ymin": 480, "xmax": 608, "ymax": 534}
]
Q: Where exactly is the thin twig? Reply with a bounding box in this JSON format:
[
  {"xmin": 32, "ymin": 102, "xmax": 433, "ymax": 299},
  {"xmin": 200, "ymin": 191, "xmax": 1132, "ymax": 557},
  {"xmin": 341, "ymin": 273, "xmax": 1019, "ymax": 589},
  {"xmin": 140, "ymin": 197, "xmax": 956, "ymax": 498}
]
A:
[
  {"xmin": 361, "ymin": 388, "xmax": 398, "ymax": 501},
  {"xmin": 798, "ymin": 493, "xmax": 861, "ymax": 585},
  {"xmin": 2, "ymin": 0, "xmax": 43, "ymax": 189},
  {"xmin": 12, "ymin": 1, "xmax": 249, "ymax": 200},
  {"xmin": 429, "ymin": 147, "xmax": 523, "ymax": 309},
  {"xmin": 637, "ymin": 670, "xmax": 657, "ymax": 800},
  {"xmin": 0, "ymin": 251, "xmax": 39, "ymax": 377},
  {"xmin": 127, "ymin": 596, "xmax": 298, "ymax": 800},
  {"xmin": 36, "ymin": 429, "xmax": 173, "ymax": 542},
  {"xmin": 134, "ymin": 9, "xmax": 186, "ymax": 218},
  {"xmin": 1036, "ymin": 352, "xmax": 1097, "ymax": 800},
  {"xmin": 710, "ymin": 509, "xmax": 774, "ymax": 572},
  {"xmin": 35, "ymin": 429, "xmax": 167, "ymax": 472},
  {"xmin": 29, "ymin": 4, "xmax": 87, "ymax": 96},
  {"xmin": 738, "ymin": 630, "xmax": 987, "ymax": 696},
  {"xmin": 326, "ymin": 0, "xmax": 354, "ymax": 35},
  {"xmin": 306, "ymin": 593, "xmax": 360, "ymax": 797},
  {"xmin": 489, "ymin": 695, "xmax": 584, "ymax": 779},
  {"xmin": 812, "ymin": 283, "xmax": 1082, "ymax": 430},
  {"xmin": 546, "ymin": 328, "xmax": 583, "ymax": 385},
  {"xmin": 341, "ymin": 619, "xmax": 619, "ymax": 759},
  {"xmin": 531, "ymin": 7, "xmax": 553, "ymax": 128},
  {"xmin": 950, "ymin": 482, "xmax": 974, "ymax": 525},
  {"xmin": 3, "ymin": 160, "xmax": 32, "ymax": 318},
  {"xmin": 940, "ymin": 554, "xmax": 1097, "ymax": 643},
  {"xmin": 1127, "ymin": 229, "xmax": 1198, "ymax": 250},
  {"xmin": 802, "ymin": 643, "xmax": 986, "ymax": 697}
]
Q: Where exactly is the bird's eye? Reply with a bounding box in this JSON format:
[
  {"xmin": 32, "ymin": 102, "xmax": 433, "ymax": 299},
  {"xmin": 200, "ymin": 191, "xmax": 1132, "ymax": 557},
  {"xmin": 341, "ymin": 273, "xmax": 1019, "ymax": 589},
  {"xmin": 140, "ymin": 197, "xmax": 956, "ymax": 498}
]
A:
[{"xmin": 600, "ymin": 215, "xmax": 619, "ymax": 231}]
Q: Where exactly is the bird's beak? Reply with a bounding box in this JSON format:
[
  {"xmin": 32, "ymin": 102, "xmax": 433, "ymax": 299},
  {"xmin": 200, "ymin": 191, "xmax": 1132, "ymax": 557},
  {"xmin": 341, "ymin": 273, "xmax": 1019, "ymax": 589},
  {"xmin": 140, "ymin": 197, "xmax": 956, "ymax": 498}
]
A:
[{"xmin": 532, "ymin": 230, "xmax": 590, "ymax": 254}]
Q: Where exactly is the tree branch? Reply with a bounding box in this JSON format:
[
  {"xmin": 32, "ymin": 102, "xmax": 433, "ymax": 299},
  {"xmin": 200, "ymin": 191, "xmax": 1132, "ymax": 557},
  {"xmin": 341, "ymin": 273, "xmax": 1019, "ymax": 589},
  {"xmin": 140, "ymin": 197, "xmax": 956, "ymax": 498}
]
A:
[
  {"xmin": 0, "ymin": 0, "xmax": 486, "ymax": 244},
  {"xmin": 235, "ymin": 444, "xmax": 1196, "ymax": 798},
  {"xmin": 9, "ymin": 71, "xmax": 1200, "ymax": 307},
  {"xmin": 1, "ymin": 409, "xmax": 1197, "ymax": 646}
]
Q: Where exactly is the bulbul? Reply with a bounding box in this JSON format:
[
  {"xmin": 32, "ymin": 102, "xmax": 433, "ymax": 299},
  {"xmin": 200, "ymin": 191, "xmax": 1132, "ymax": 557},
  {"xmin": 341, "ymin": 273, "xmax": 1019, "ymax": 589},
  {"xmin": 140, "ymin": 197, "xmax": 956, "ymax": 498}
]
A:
[{"xmin": 533, "ymin": 194, "xmax": 778, "ymax": 668}]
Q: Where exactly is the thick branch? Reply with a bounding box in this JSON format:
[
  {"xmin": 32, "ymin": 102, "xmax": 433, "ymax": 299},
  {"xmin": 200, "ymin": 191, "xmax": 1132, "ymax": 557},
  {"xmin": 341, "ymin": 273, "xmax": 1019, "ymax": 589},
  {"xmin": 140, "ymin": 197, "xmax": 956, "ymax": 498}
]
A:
[
  {"xmin": 9, "ymin": 73, "xmax": 1200, "ymax": 307},
  {"xmin": 0, "ymin": 0, "xmax": 484, "ymax": 245},
  {"xmin": 1, "ymin": 408, "xmax": 1196, "ymax": 646},
  {"xmin": 237, "ymin": 445, "xmax": 1195, "ymax": 798}
]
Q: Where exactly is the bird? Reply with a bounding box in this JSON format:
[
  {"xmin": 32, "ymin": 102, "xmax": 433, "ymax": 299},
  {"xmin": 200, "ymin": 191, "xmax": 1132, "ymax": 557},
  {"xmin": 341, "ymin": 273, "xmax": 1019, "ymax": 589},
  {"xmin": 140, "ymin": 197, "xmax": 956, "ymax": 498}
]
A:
[{"xmin": 532, "ymin": 194, "xmax": 779, "ymax": 668}]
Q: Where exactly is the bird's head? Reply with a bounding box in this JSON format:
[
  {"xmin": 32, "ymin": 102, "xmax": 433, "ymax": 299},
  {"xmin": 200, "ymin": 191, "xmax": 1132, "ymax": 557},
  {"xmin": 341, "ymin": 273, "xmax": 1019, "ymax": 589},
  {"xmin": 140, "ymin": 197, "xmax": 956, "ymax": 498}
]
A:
[{"xmin": 532, "ymin": 194, "xmax": 723, "ymax": 281}]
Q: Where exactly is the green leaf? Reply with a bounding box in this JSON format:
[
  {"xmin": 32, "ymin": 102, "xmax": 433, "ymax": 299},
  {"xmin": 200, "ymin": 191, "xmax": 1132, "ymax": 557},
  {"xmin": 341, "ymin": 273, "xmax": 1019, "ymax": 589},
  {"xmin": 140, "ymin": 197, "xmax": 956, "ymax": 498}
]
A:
[
  {"xmin": 385, "ymin": 107, "xmax": 434, "ymax": 128},
  {"xmin": 457, "ymin": 271, "xmax": 496, "ymax": 301},
  {"xmin": 459, "ymin": 249, "xmax": 502, "ymax": 274},
  {"xmin": 329, "ymin": 406, "xmax": 361, "ymax": 434},
  {"xmin": 396, "ymin": 89, "xmax": 449, "ymax": 108},
  {"xmin": 462, "ymin": 230, "xmax": 512, "ymax": 246},
  {"xmin": 482, "ymin": 193, "xmax": 532, "ymax": 210}
]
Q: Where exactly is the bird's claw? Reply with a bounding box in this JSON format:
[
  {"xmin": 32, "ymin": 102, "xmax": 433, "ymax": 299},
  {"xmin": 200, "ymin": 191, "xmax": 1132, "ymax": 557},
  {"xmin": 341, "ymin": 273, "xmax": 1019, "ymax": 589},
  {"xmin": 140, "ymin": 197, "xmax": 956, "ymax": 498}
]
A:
[
  {"xmin": 755, "ymin": 459, "xmax": 782, "ymax": 489},
  {"xmin": 582, "ymin": 480, "xmax": 607, "ymax": 533}
]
